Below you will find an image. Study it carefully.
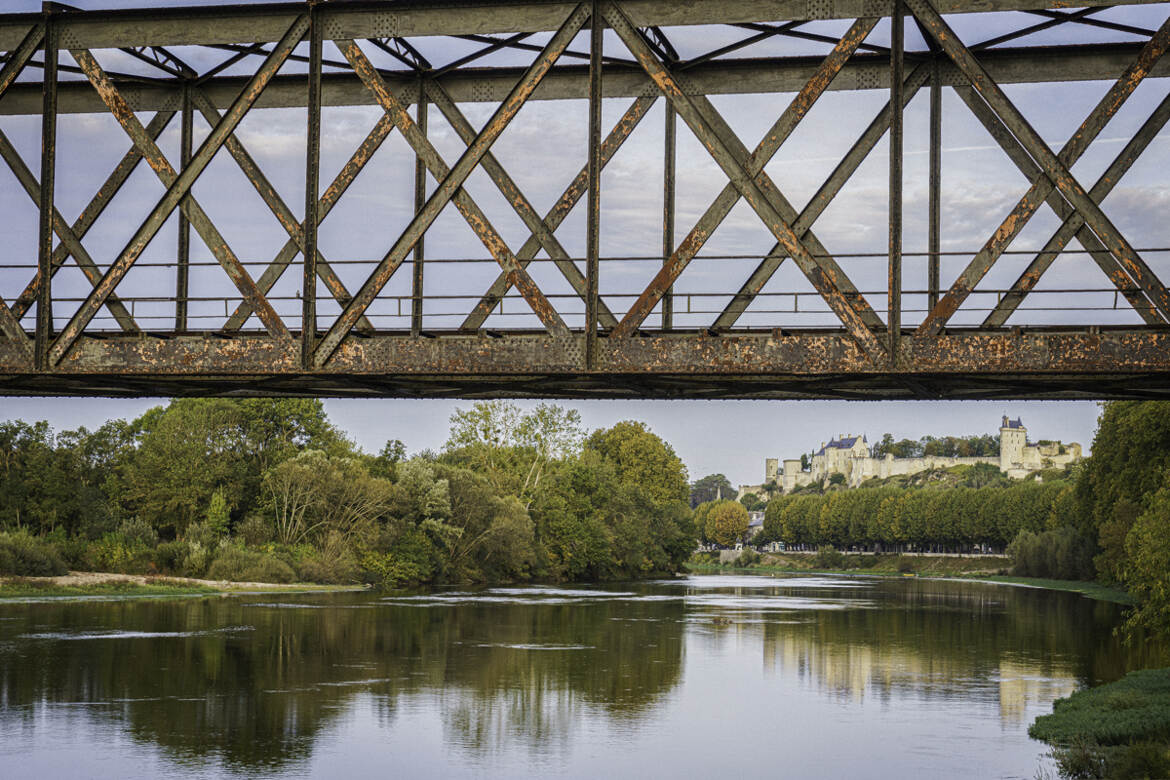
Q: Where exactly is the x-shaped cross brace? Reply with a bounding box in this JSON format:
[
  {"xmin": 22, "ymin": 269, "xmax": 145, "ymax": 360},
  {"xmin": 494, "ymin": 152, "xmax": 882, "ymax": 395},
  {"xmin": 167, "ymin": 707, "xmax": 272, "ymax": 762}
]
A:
[
  {"xmin": 604, "ymin": 7, "xmax": 886, "ymax": 359},
  {"xmin": 48, "ymin": 14, "xmax": 309, "ymax": 365},
  {"xmin": 460, "ymin": 94, "xmax": 656, "ymax": 332},
  {"xmin": 954, "ymin": 84, "xmax": 1170, "ymax": 327},
  {"xmin": 909, "ymin": 0, "xmax": 1170, "ymax": 336},
  {"xmin": 311, "ymin": 3, "xmax": 590, "ymax": 367},
  {"xmin": 0, "ymin": 22, "xmax": 46, "ymax": 348}
]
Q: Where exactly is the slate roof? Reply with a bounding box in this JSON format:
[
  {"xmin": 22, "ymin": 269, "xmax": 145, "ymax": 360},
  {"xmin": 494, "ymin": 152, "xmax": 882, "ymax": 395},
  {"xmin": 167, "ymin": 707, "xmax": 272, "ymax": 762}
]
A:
[
  {"xmin": 816, "ymin": 435, "xmax": 867, "ymax": 456},
  {"xmin": 1002, "ymin": 416, "xmax": 1025, "ymax": 429}
]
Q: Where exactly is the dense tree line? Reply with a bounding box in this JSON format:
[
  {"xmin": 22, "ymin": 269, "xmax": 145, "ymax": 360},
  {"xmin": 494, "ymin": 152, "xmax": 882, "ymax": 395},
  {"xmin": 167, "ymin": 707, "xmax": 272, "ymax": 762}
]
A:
[
  {"xmin": 872, "ymin": 432, "xmax": 1000, "ymax": 458},
  {"xmin": 749, "ymin": 479, "xmax": 1074, "ymax": 554},
  {"xmin": 0, "ymin": 400, "xmax": 694, "ymax": 587}
]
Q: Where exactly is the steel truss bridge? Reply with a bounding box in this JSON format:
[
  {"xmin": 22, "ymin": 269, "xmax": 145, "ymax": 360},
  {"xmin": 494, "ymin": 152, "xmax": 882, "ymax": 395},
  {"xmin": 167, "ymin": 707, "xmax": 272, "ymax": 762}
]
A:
[{"xmin": 3, "ymin": 0, "xmax": 1170, "ymax": 399}]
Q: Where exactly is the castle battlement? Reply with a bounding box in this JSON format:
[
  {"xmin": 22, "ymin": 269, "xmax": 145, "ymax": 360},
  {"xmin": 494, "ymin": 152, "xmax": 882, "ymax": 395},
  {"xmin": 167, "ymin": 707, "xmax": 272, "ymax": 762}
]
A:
[{"xmin": 738, "ymin": 417, "xmax": 1082, "ymax": 499}]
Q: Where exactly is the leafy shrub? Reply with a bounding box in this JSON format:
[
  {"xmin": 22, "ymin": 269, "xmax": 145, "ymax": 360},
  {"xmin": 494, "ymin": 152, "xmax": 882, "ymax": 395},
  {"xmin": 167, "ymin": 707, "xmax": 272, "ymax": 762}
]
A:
[
  {"xmin": 236, "ymin": 514, "xmax": 273, "ymax": 546},
  {"xmin": 206, "ymin": 545, "xmax": 295, "ymax": 583},
  {"xmin": 153, "ymin": 540, "xmax": 188, "ymax": 574},
  {"xmin": 117, "ymin": 517, "xmax": 158, "ymax": 549},
  {"xmin": 0, "ymin": 531, "xmax": 68, "ymax": 576},
  {"xmin": 1008, "ymin": 526, "xmax": 1095, "ymax": 580},
  {"xmin": 83, "ymin": 534, "xmax": 155, "ymax": 574},
  {"xmin": 734, "ymin": 548, "xmax": 761, "ymax": 568},
  {"xmin": 360, "ymin": 551, "xmax": 428, "ymax": 589},
  {"xmin": 813, "ymin": 545, "xmax": 845, "ymax": 570},
  {"xmin": 296, "ymin": 549, "xmax": 359, "ymax": 584},
  {"xmin": 895, "ymin": 556, "xmax": 915, "ymax": 574}
]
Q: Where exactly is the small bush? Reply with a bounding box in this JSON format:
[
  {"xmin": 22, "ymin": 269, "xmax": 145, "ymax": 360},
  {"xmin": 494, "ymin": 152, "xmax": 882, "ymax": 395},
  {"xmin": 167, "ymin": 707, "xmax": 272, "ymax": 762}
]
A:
[
  {"xmin": 206, "ymin": 545, "xmax": 295, "ymax": 584},
  {"xmin": 813, "ymin": 545, "xmax": 845, "ymax": 570},
  {"xmin": 895, "ymin": 556, "xmax": 915, "ymax": 574},
  {"xmin": 84, "ymin": 534, "xmax": 155, "ymax": 574},
  {"xmin": 153, "ymin": 539, "xmax": 188, "ymax": 574},
  {"xmin": 0, "ymin": 531, "xmax": 68, "ymax": 577},
  {"xmin": 296, "ymin": 551, "xmax": 358, "ymax": 584},
  {"xmin": 117, "ymin": 517, "xmax": 158, "ymax": 549},
  {"xmin": 236, "ymin": 514, "xmax": 273, "ymax": 546},
  {"xmin": 734, "ymin": 548, "xmax": 761, "ymax": 568}
]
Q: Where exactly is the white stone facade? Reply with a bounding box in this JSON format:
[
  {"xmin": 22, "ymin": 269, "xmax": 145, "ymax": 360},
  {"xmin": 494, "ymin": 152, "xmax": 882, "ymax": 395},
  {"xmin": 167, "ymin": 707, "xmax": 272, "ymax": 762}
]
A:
[{"xmin": 737, "ymin": 416, "xmax": 1082, "ymax": 498}]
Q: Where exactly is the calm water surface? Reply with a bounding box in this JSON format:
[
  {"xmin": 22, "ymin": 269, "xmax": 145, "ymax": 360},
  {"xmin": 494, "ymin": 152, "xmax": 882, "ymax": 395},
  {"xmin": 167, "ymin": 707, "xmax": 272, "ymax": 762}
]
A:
[{"xmin": 1, "ymin": 575, "xmax": 1164, "ymax": 779}]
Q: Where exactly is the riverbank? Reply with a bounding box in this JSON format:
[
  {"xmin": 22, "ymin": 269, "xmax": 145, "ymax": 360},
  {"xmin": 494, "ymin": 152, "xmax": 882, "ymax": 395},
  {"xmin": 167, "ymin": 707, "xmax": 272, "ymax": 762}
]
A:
[
  {"xmin": 686, "ymin": 553, "xmax": 1133, "ymax": 604},
  {"xmin": 0, "ymin": 571, "xmax": 369, "ymax": 599},
  {"xmin": 1030, "ymin": 667, "xmax": 1170, "ymax": 779}
]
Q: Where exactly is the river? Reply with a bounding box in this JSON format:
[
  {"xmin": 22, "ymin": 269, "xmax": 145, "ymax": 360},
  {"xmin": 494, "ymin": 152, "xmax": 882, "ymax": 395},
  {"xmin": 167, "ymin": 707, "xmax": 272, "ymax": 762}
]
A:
[{"xmin": 0, "ymin": 574, "xmax": 1164, "ymax": 779}]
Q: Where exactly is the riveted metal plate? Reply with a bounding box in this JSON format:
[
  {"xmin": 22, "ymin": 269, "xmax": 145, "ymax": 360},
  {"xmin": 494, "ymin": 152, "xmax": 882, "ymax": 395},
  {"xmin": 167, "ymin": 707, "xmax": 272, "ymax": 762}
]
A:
[
  {"xmin": 805, "ymin": 0, "xmax": 835, "ymax": 20},
  {"xmin": 58, "ymin": 25, "xmax": 83, "ymax": 50},
  {"xmin": 323, "ymin": 12, "xmax": 398, "ymax": 41}
]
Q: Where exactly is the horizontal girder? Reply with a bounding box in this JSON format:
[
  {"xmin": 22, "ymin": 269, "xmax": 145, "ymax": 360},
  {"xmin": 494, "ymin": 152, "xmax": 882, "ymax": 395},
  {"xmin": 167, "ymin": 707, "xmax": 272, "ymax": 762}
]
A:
[
  {"xmin": 2, "ymin": 330, "xmax": 1170, "ymax": 400},
  {"xmin": 1, "ymin": 0, "xmax": 1165, "ymax": 50},
  {"xmin": 0, "ymin": 43, "xmax": 1161, "ymax": 115}
]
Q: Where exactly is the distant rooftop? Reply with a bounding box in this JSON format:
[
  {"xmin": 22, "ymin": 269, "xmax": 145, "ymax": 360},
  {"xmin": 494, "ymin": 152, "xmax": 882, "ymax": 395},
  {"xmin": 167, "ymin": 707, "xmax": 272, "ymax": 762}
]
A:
[
  {"xmin": 1001, "ymin": 416, "xmax": 1025, "ymax": 429},
  {"xmin": 816, "ymin": 435, "xmax": 866, "ymax": 456}
]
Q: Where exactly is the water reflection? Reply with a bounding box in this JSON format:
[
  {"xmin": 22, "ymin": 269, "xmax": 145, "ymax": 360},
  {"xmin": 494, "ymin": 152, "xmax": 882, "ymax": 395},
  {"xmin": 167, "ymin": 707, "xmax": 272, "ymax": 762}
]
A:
[{"xmin": 0, "ymin": 576, "xmax": 1164, "ymax": 778}]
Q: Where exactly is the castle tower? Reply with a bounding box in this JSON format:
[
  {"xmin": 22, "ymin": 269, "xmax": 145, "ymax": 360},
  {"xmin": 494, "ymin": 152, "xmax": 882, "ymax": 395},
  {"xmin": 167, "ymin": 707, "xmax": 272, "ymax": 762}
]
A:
[
  {"xmin": 999, "ymin": 415, "xmax": 1027, "ymax": 472},
  {"xmin": 765, "ymin": 458, "xmax": 779, "ymax": 483}
]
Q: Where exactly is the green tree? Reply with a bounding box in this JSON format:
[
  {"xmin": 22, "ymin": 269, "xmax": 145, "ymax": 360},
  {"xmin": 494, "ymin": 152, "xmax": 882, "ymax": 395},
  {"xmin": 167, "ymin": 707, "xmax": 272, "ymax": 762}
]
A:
[
  {"xmin": 585, "ymin": 421, "xmax": 689, "ymax": 506},
  {"xmin": 691, "ymin": 473, "xmax": 734, "ymax": 507},
  {"xmin": 706, "ymin": 500, "xmax": 749, "ymax": 546}
]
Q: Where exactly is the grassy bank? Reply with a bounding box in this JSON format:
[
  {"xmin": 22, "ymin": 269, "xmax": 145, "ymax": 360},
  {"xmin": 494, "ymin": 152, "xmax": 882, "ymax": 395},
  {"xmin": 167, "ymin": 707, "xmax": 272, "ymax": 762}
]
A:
[{"xmin": 1031, "ymin": 667, "xmax": 1170, "ymax": 779}]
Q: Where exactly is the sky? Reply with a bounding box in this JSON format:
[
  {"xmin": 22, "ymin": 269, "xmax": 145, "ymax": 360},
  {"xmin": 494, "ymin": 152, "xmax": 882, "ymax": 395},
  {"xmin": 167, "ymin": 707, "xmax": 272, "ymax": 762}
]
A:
[{"xmin": 0, "ymin": 0, "xmax": 1159, "ymax": 483}]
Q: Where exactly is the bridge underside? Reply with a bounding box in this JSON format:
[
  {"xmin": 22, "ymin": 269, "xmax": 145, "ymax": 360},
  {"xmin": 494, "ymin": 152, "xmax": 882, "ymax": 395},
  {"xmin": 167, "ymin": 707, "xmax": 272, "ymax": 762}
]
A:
[
  {"xmin": 4, "ymin": 0, "xmax": 1170, "ymax": 399},
  {"xmin": 4, "ymin": 330, "xmax": 1170, "ymax": 399}
]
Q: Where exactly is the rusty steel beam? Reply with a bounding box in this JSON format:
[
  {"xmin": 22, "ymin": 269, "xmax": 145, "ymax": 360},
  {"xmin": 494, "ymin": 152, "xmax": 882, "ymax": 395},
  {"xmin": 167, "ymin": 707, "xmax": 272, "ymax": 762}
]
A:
[
  {"xmin": 3, "ymin": 330, "xmax": 1170, "ymax": 399},
  {"xmin": 888, "ymin": 0, "xmax": 904, "ymax": 358},
  {"xmin": 176, "ymin": 86, "xmax": 192, "ymax": 332},
  {"xmin": 34, "ymin": 12, "xmax": 57, "ymax": 370},
  {"xmin": 460, "ymin": 95, "xmax": 656, "ymax": 331},
  {"xmin": 9, "ymin": 43, "xmax": 1170, "ymax": 116},
  {"xmin": 608, "ymin": 8, "xmax": 884, "ymax": 359},
  {"xmin": 911, "ymin": 0, "xmax": 1170, "ymax": 335},
  {"xmin": 585, "ymin": 0, "xmax": 603, "ymax": 369},
  {"xmin": 984, "ymin": 89, "xmax": 1170, "ymax": 327},
  {"xmin": 303, "ymin": 4, "xmax": 322, "ymax": 366},
  {"xmin": 712, "ymin": 62, "xmax": 932, "ymax": 331},
  {"xmin": 337, "ymin": 39, "xmax": 570, "ymax": 340},
  {"xmin": 928, "ymin": 59, "xmax": 941, "ymax": 310},
  {"xmin": 311, "ymin": 6, "xmax": 589, "ymax": 368},
  {"xmin": 411, "ymin": 76, "xmax": 426, "ymax": 338},
  {"xmin": 11, "ymin": 110, "xmax": 173, "ymax": 321},
  {"xmin": 424, "ymin": 81, "xmax": 619, "ymax": 329},
  {"xmin": 9, "ymin": 0, "xmax": 1167, "ymax": 52},
  {"xmin": 662, "ymin": 100, "xmax": 675, "ymax": 330},
  {"xmin": 955, "ymin": 84, "xmax": 1166, "ymax": 326},
  {"xmin": 48, "ymin": 20, "xmax": 306, "ymax": 365}
]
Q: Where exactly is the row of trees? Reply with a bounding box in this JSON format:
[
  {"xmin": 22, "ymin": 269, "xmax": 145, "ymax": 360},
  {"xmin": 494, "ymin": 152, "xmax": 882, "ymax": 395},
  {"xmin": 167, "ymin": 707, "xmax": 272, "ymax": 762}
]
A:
[
  {"xmin": 871, "ymin": 433, "xmax": 1000, "ymax": 459},
  {"xmin": 0, "ymin": 400, "xmax": 695, "ymax": 586},
  {"xmin": 743, "ymin": 480, "xmax": 1072, "ymax": 553}
]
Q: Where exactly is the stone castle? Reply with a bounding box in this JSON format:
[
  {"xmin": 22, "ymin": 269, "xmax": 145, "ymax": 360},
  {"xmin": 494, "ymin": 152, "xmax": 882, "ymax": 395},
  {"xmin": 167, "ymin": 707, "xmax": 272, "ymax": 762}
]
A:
[{"xmin": 738, "ymin": 416, "xmax": 1082, "ymax": 498}]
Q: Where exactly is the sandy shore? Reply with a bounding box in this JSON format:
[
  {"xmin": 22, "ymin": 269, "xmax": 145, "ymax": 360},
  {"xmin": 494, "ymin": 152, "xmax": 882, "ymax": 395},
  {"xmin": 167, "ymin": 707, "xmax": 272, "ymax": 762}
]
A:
[{"xmin": 9, "ymin": 571, "xmax": 363, "ymax": 591}]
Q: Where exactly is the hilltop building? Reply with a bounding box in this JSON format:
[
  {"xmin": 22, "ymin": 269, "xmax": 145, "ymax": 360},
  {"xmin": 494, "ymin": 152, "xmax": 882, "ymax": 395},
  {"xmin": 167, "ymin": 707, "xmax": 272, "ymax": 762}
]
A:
[{"xmin": 738, "ymin": 416, "xmax": 1082, "ymax": 498}]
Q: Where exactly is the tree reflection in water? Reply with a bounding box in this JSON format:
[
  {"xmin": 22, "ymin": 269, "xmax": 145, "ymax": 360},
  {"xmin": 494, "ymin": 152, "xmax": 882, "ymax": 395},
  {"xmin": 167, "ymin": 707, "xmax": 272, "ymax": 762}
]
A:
[{"xmin": 0, "ymin": 578, "xmax": 1164, "ymax": 776}]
